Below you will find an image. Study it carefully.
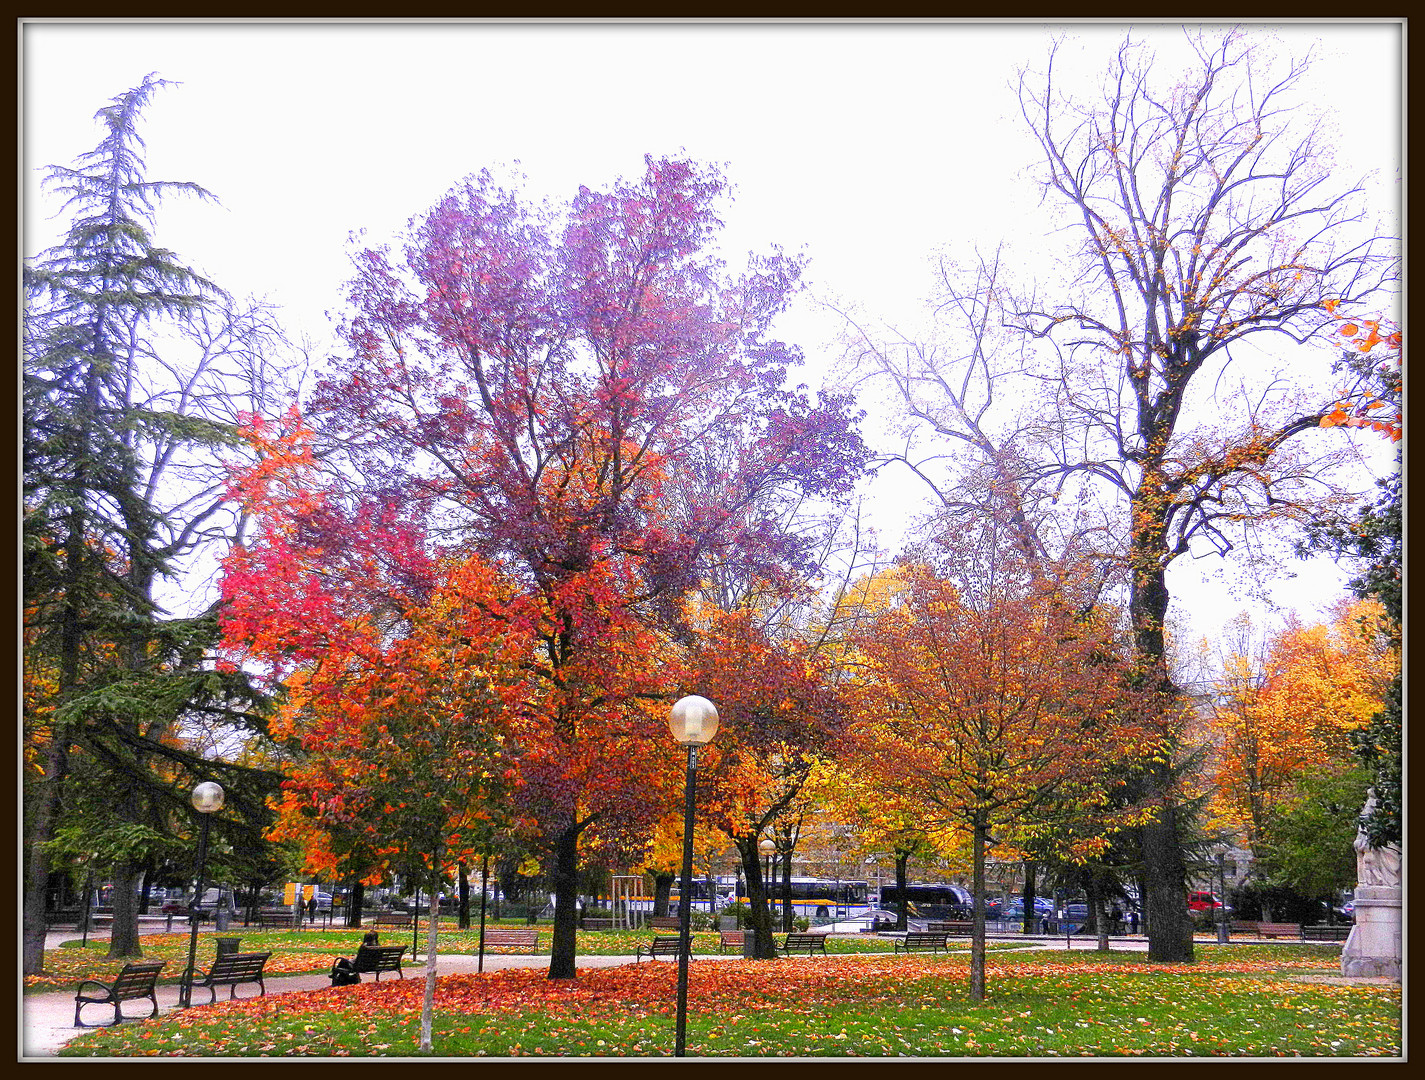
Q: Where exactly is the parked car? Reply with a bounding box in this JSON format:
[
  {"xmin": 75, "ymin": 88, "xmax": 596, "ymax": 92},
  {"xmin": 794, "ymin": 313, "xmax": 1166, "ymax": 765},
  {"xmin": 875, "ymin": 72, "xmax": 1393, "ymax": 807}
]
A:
[{"xmin": 1187, "ymin": 890, "xmax": 1231, "ymax": 915}]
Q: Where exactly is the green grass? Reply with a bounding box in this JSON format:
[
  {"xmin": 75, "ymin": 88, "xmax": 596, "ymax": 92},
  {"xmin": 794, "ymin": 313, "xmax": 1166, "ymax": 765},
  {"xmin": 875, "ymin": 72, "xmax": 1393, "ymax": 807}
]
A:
[{"xmin": 55, "ymin": 945, "xmax": 1399, "ymax": 1058}]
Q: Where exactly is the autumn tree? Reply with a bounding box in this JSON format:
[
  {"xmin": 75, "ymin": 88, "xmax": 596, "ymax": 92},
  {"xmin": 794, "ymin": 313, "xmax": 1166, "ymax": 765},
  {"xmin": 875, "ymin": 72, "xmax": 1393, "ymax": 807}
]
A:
[
  {"xmin": 669, "ymin": 604, "xmax": 847, "ymax": 958},
  {"xmin": 851, "ymin": 536, "xmax": 1151, "ymax": 1000},
  {"xmin": 22, "ymin": 74, "xmax": 284, "ymax": 971},
  {"xmin": 221, "ymin": 158, "xmax": 866, "ymax": 979},
  {"xmin": 1208, "ymin": 599, "xmax": 1394, "ymax": 916}
]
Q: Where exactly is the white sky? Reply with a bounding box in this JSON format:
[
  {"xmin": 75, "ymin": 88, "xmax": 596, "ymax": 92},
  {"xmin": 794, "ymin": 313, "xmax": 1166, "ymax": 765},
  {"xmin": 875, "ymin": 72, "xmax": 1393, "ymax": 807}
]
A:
[{"xmin": 20, "ymin": 18, "xmax": 1404, "ymax": 656}]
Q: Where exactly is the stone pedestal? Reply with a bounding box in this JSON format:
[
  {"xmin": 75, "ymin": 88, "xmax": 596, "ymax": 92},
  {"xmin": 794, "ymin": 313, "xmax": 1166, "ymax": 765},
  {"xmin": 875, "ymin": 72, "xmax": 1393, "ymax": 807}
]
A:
[{"xmin": 1340, "ymin": 885, "xmax": 1401, "ymax": 980}]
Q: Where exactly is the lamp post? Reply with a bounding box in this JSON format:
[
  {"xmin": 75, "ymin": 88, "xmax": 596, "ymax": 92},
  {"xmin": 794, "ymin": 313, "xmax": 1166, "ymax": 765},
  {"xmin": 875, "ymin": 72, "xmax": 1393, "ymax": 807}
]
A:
[
  {"xmin": 179, "ymin": 781, "xmax": 224, "ymax": 1008},
  {"xmin": 669, "ymin": 694, "xmax": 718, "ymax": 1058}
]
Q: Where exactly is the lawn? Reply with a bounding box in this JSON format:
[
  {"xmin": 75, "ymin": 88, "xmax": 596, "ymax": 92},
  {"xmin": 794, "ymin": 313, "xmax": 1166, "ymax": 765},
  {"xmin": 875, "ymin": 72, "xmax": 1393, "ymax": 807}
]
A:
[{"xmin": 57, "ymin": 945, "xmax": 1399, "ymax": 1058}]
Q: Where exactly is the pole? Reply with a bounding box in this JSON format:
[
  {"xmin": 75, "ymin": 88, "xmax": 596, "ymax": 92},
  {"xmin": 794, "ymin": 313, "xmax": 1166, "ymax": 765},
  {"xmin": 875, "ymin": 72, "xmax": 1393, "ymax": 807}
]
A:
[
  {"xmin": 478, "ymin": 849, "xmax": 490, "ymax": 974},
  {"xmin": 79, "ymin": 866, "xmax": 94, "ymax": 947},
  {"xmin": 675, "ymin": 744, "xmax": 697, "ymax": 1057},
  {"xmin": 179, "ymin": 813, "xmax": 212, "ymax": 1008}
]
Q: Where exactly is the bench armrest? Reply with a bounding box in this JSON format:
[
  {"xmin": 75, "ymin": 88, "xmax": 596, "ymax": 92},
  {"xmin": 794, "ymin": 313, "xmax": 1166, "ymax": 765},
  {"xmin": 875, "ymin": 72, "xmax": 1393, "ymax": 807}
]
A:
[{"xmin": 74, "ymin": 978, "xmax": 114, "ymax": 995}]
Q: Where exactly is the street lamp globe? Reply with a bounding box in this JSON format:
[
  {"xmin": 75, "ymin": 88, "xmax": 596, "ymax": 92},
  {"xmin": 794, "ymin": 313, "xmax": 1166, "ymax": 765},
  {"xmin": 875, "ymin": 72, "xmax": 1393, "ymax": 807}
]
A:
[
  {"xmin": 191, "ymin": 781, "xmax": 225, "ymax": 814},
  {"xmin": 759, "ymin": 838, "xmax": 775, "ymax": 857},
  {"xmin": 669, "ymin": 695, "xmax": 719, "ymax": 746}
]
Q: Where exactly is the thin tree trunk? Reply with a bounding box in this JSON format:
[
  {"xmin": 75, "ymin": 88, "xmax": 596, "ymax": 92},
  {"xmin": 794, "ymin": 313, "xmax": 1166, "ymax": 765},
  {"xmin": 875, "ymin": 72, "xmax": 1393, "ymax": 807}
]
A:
[
  {"xmin": 419, "ymin": 869, "xmax": 441, "ymax": 1053},
  {"xmin": 457, "ymin": 861, "xmax": 470, "ymax": 930},
  {"xmin": 971, "ymin": 817, "xmax": 988, "ymax": 1003},
  {"xmin": 894, "ymin": 850, "xmax": 911, "ymax": 932}
]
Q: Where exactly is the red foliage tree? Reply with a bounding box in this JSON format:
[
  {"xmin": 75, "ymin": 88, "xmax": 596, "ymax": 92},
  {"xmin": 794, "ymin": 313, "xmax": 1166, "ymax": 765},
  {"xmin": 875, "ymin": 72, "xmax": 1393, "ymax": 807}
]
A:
[{"xmin": 221, "ymin": 157, "xmax": 866, "ymax": 979}]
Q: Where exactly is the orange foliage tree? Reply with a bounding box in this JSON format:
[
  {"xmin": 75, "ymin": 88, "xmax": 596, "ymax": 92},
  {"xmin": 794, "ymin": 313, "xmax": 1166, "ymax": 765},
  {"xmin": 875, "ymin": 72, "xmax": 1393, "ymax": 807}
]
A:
[
  {"xmin": 1209, "ymin": 599, "xmax": 1395, "ymax": 876},
  {"xmin": 849, "ymin": 547, "xmax": 1153, "ymax": 1000}
]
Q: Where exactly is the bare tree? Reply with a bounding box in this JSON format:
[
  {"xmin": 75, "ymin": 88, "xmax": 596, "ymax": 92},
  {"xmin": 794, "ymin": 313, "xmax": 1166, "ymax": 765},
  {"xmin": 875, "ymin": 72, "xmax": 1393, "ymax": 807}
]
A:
[{"xmin": 1007, "ymin": 29, "xmax": 1397, "ymax": 961}]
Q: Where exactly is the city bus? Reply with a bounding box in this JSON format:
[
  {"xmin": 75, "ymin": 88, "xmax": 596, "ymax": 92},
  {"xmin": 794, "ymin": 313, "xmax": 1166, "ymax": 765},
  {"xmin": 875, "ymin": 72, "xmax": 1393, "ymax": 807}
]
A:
[
  {"xmin": 738, "ymin": 877, "xmax": 872, "ymax": 916},
  {"xmin": 877, "ymin": 882, "xmax": 972, "ymax": 920}
]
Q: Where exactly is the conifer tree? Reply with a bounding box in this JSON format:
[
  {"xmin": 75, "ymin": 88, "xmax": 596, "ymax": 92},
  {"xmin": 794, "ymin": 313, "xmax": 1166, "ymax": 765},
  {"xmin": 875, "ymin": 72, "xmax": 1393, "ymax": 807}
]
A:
[{"xmin": 23, "ymin": 74, "xmax": 275, "ymax": 972}]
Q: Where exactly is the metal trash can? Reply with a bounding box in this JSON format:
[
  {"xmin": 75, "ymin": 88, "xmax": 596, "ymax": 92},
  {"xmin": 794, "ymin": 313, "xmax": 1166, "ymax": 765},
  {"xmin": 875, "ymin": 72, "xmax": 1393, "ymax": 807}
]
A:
[{"xmin": 215, "ymin": 937, "xmax": 241, "ymax": 958}]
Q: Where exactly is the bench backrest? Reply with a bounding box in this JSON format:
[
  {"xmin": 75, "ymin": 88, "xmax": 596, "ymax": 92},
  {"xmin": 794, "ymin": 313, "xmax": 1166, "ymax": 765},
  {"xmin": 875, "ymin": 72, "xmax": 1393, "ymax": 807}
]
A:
[
  {"xmin": 785, "ymin": 933, "xmax": 823, "ymax": 942},
  {"xmin": 485, "ymin": 930, "xmax": 537, "ymax": 941},
  {"xmin": 649, "ymin": 935, "xmax": 683, "ymax": 951},
  {"xmin": 112, "ymin": 961, "xmax": 167, "ymax": 996},
  {"xmin": 210, "ymin": 952, "xmax": 271, "ymax": 978},
  {"xmin": 354, "ymin": 944, "xmax": 407, "ymax": 970}
]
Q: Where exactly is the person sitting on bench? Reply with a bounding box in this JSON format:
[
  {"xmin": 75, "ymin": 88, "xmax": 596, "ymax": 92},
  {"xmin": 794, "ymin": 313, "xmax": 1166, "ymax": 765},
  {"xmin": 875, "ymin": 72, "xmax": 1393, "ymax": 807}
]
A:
[{"xmin": 331, "ymin": 931, "xmax": 380, "ymax": 986}]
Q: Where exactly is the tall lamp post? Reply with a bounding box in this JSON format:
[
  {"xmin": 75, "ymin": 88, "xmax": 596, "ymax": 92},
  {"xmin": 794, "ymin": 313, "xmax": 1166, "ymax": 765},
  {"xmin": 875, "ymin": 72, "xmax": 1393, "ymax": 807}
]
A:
[
  {"xmin": 669, "ymin": 694, "xmax": 718, "ymax": 1058},
  {"xmin": 179, "ymin": 781, "xmax": 224, "ymax": 1008}
]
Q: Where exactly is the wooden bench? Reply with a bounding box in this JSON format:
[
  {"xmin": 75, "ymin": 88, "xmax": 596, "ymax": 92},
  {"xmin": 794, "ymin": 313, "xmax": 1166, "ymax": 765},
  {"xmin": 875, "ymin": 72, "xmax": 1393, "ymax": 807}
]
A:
[
  {"xmin": 483, "ymin": 928, "xmax": 540, "ymax": 952},
  {"xmin": 581, "ymin": 918, "xmax": 615, "ymax": 931},
  {"xmin": 190, "ymin": 951, "xmax": 272, "ymax": 1003},
  {"xmin": 374, "ymin": 912, "xmax": 414, "ymax": 930},
  {"xmin": 926, "ymin": 921, "xmax": 975, "ymax": 936},
  {"xmin": 350, "ymin": 943, "xmax": 407, "ymax": 981},
  {"xmin": 1302, "ymin": 925, "xmax": 1351, "ymax": 941},
  {"xmin": 719, "ymin": 930, "xmax": 746, "ymax": 953},
  {"xmin": 780, "ymin": 932, "xmax": 828, "ymax": 956},
  {"xmin": 895, "ymin": 931, "xmax": 951, "ymax": 954},
  {"xmin": 74, "ymin": 961, "xmax": 166, "ymax": 1027},
  {"xmin": 648, "ymin": 916, "xmax": 683, "ymax": 930},
  {"xmin": 1257, "ymin": 922, "xmax": 1302, "ymax": 938},
  {"xmin": 253, "ymin": 909, "xmax": 295, "ymax": 928},
  {"xmin": 636, "ymin": 935, "xmax": 686, "ymax": 963}
]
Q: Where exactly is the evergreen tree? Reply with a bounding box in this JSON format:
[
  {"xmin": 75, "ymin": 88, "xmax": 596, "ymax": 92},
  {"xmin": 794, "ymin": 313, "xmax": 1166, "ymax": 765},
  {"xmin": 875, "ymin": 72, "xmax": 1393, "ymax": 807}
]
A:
[{"xmin": 23, "ymin": 73, "xmax": 277, "ymax": 972}]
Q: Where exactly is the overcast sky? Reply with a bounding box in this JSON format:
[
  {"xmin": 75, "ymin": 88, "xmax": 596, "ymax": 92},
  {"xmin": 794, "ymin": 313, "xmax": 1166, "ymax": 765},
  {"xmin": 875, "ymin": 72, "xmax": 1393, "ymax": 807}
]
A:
[{"xmin": 20, "ymin": 19, "xmax": 1403, "ymax": 654}]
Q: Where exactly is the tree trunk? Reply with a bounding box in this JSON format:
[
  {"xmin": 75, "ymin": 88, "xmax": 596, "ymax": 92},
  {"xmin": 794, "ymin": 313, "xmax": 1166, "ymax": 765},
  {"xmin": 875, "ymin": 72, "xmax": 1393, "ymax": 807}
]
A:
[
  {"xmin": 457, "ymin": 861, "xmax": 471, "ymax": 930},
  {"xmin": 107, "ymin": 861, "xmax": 143, "ymax": 959},
  {"xmin": 348, "ymin": 881, "xmax": 366, "ymax": 928},
  {"xmin": 970, "ymin": 816, "xmax": 988, "ymax": 1002},
  {"xmin": 419, "ymin": 869, "xmax": 441, "ymax": 1053},
  {"xmin": 547, "ymin": 821, "xmax": 580, "ymax": 980},
  {"xmin": 735, "ymin": 838, "xmax": 778, "ymax": 958},
  {"xmin": 894, "ymin": 850, "xmax": 910, "ymax": 931},
  {"xmin": 1141, "ymin": 800, "xmax": 1194, "ymax": 962},
  {"xmin": 780, "ymin": 840, "xmax": 794, "ymax": 932},
  {"xmin": 652, "ymin": 871, "xmax": 674, "ymax": 918},
  {"xmin": 1022, "ymin": 860, "xmax": 1037, "ymax": 935},
  {"xmin": 23, "ymin": 734, "xmax": 70, "ymax": 974}
]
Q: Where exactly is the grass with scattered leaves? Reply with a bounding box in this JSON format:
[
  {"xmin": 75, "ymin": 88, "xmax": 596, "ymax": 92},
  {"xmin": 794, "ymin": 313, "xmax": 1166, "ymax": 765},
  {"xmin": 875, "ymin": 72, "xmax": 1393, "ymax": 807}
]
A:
[{"xmin": 58, "ymin": 944, "xmax": 1398, "ymax": 1058}]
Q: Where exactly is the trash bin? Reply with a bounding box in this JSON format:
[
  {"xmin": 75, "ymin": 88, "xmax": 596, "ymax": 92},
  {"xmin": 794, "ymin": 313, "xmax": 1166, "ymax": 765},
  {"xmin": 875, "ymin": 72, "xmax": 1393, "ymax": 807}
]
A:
[
  {"xmin": 216, "ymin": 906, "xmax": 231, "ymax": 931},
  {"xmin": 215, "ymin": 937, "xmax": 241, "ymax": 958}
]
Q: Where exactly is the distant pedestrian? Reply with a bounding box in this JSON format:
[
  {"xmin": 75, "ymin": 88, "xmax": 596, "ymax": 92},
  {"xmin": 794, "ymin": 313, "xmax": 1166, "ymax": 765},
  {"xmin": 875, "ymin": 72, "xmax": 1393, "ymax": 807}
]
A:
[
  {"xmin": 306, "ymin": 894, "xmax": 318, "ymax": 925},
  {"xmin": 1129, "ymin": 909, "xmax": 1139, "ymax": 934}
]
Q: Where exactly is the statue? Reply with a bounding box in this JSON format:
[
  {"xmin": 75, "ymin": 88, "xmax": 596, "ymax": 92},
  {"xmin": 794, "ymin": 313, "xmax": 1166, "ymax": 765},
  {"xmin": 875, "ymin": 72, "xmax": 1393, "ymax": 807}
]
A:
[{"xmin": 1354, "ymin": 791, "xmax": 1402, "ymax": 888}]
